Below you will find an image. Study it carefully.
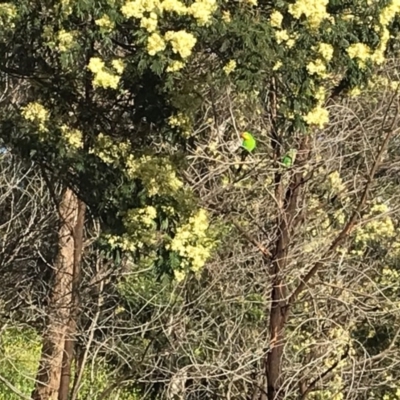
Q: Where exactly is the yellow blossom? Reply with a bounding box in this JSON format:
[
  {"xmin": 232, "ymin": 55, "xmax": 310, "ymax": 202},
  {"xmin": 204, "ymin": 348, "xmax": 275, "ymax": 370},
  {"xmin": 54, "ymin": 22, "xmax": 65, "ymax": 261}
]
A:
[
  {"xmin": 94, "ymin": 71, "xmax": 120, "ymax": 89},
  {"xmin": 188, "ymin": 0, "xmax": 217, "ymax": 25},
  {"xmin": 60, "ymin": 125, "xmax": 83, "ymax": 149},
  {"xmin": 170, "ymin": 209, "xmax": 214, "ymax": 272},
  {"xmin": 112, "ymin": 59, "xmax": 125, "ymax": 75},
  {"xmin": 349, "ymin": 87, "xmax": 362, "ymax": 97},
  {"xmin": 174, "ymin": 270, "xmax": 186, "ymax": 282},
  {"xmin": 21, "ymin": 102, "xmax": 49, "ymax": 133},
  {"xmin": 222, "ymin": 10, "xmax": 231, "ymax": 22},
  {"xmin": 315, "ymin": 86, "xmax": 326, "ymax": 104},
  {"xmin": 303, "ymin": 106, "xmax": 329, "ymax": 128},
  {"xmin": 95, "ymin": 14, "xmax": 115, "ymax": 31},
  {"xmin": 286, "ymin": 38, "xmax": 296, "ymax": 48},
  {"xmin": 166, "ymin": 60, "xmax": 185, "ymax": 72},
  {"xmin": 273, "ymin": 61, "xmax": 282, "ymax": 71},
  {"xmin": 380, "ymin": 1, "xmax": 400, "ymax": 26},
  {"xmin": 318, "ymin": 43, "xmax": 334, "ymax": 61},
  {"xmin": 147, "ymin": 32, "xmax": 166, "ymax": 56},
  {"xmin": 121, "ymin": 0, "xmax": 145, "ymax": 18},
  {"xmin": 121, "ymin": 0, "xmax": 161, "ymax": 19},
  {"xmin": 347, "ymin": 43, "xmax": 371, "ymax": 61},
  {"xmin": 0, "ymin": 3, "xmax": 17, "ymax": 28},
  {"xmin": 88, "ymin": 58, "xmax": 121, "ymax": 89},
  {"xmin": 57, "ymin": 30, "xmax": 74, "ymax": 52},
  {"xmin": 140, "ymin": 12, "xmax": 158, "ymax": 32},
  {"xmin": 165, "ymin": 30, "xmax": 197, "ymax": 58},
  {"xmin": 275, "ymin": 29, "xmax": 289, "ymax": 44},
  {"xmin": 307, "ymin": 59, "xmax": 327, "ymax": 77},
  {"xmin": 87, "ymin": 57, "xmax": 105, "ymax": 74},
  {"xmin": 270, "ymin": 10, "xmax": 283, "ymax": 28},
  {"xmin": 161, "ymin": 0, "xmax": 187, "ymax": 14},
  {"xmin": 223, "ymin": 59, "xmax": 236, "ymax": 75},
  {"xmin": 288, "ymin": 0, "xmax": 330, "ymax": 28}
]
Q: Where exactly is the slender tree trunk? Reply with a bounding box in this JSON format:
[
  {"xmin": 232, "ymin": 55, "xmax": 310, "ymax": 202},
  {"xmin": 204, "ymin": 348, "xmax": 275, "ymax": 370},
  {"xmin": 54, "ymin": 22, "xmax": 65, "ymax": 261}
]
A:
[
  {"xmin": 265, "ymin": 225, "xmax": 289, "ymax": 400},
  {"xmin": 32, "ymin": 188, "xmax": 79, "ymax": 400},
  {"xmin": 58, "ymin": 199, "xmax": 86, "ymax": 400},
  {"xmin": 265, "ymin": 137, "xmax": 310, "ymax": 400}
]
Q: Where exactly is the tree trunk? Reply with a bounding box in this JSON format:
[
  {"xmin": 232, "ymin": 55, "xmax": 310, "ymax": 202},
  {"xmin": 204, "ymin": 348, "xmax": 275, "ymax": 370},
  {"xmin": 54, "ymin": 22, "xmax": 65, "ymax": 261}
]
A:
[
  {"xmin": 58, "ymin": 199, "xmax": 85, "ymax": 400},
  {"xmin": 32, "ymin": 188, "xmax": 79, "ymax": 400},
  {"xmin": 265, "ymin": 228, "xmax": 289, "ymax": 400},
  {"xmin": 265, "ymin": 137, "xmax": 310, "ymax": 400}
]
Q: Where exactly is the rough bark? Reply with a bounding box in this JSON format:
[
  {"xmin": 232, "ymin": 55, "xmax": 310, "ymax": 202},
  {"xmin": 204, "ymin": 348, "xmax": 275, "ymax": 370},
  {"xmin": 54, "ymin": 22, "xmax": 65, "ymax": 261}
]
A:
[
  {"xmin": 58, "ymin": 199, "xmax": 86, "ymax": 400},
  {"xmin": 32, "ymin": 187, "xmax": 79, "ymax": 400},
  {"xmin": 265, "ymin": 137, "xmax": 310, "ymax": 400}
]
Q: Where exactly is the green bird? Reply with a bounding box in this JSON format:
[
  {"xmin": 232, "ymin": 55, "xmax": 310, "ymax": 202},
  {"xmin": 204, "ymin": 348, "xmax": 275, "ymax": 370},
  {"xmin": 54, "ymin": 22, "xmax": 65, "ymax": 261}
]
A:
[
  {"xmin": 282, "ymin": 149, "xmax": 296, "ymax": 168},
  {"xmin": 236, "ymin": 131, "xmax": 256, "ymax": 174},
  {"xmin": 241, "ymin": 131, "xmax": 257, "ymax": 154}
]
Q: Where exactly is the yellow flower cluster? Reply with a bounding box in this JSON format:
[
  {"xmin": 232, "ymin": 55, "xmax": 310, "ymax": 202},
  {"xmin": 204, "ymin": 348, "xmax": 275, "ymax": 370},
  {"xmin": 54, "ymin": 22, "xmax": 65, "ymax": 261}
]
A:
[
  {"xmin": 121, "ymin": 0, "xmax": 216, "ymax": 59},
  {"xmin": 60, "ymin": 0, "xmax": 73, "ymax": 16},
  {"xmin": 165, "ymin": 30, "xmax": 197, "ymax": 58},
  {"xmin": 223, "ymin": 59, "xmax": 236, "ymax": 75},
  {"xmin": 307, "ymin": 58, "xmax": 327, "ymax": 77},
  {"xmin": 129, "ymin": 155, "xmax": 184, "ymax": 196},
  {"xmin": 306, "ymin": 43, "xmax": 333, "ymax": 78},
  {"xmin": 141, "ymin": 12, "xmax": 158, "ymax": 32},
  {"xmin": 270, "ymin": 10, "xmax": 283, "ymax": 28},
  {"xmin": 347, "ymin": 1, "xmax": 400, "ymax": 69},
  {"xmin": 89, "ymin": 133, "xmax": 130, "ymax": 165},
  {"xmin": 57, "ymin": 29, "xmax": 74, "ymax": 52},
  {"xmin": 60, "ymin": 125, "xmax": 83, "ymax": 149},
  {"xmin": 188, "ymin": 0, "xmax": 217, "ymax": 26},
  {"xmin": 288, "ymin": 0, "xmax": 330, "ymax": 28},
  {"xmin": 379, "ymin": 0, "xmax": 400, "ymax": 26},
  {"xmin": 121, "ymin": 0, "xmax": 161, "ymax": 19},
  {"xmin": 161, "ymin": 0, "xmax": 186, "ymax": 14},
  {"xmin": 168, "ymin": 112, "xmax": 190, "ymax": 128},
  {"xmin": 383, "ymin": 390, "xmax": 400, "ymax": 400},
  {"xmin": 169, "ymin": 209, "xmax": 214, "ymax": 278},
  {"xmin": 147, "ymin": 32, "xmax": 166, "ymax": 55},
  {"xmin": 90, "ymin": 133, "xmax": 184, "ymax": 197},
  {"xmin": 166, "ymin": 60, "xmax": 185, "ymax": 72},
  {"xmin": 112, "ymin": 59, "xmax": 125, "ymax": 74},
  {"xmin": 168, "ymin": 112, "xmax": 191, "ymax": 136},
  {"xmin": 107, "ymin": 206, "xmax": 158, "ymax": 251},
  {"xmin": 87, "ymin": 57, "xmax": 124, "ymax": 89},
  {"xmin": 95, "ymin": 14, "xmax": 115, "ymax": 31},
  {"xmin": 347, "ymin": 43, "xmax": 371, "ymax": 67},
  {"xmin": 222, "ymin": 11, "xmax": 231, "ymax": 23},
  {"xmin": 21, "ymin": 102, "xmax": 49, "ymax": 133},
  {"xmin": 327, "ymin": 171, "xmax": 345, "ymax": 194},
  {"xmin": 355, "ymin": 203, "xmax": 395, "ymax": 246},
  {"xmin": 273, "ymin": 61, "xmax": 282, "ymax": 71},
  {"xmin": 0, "ymin": 3, "xmax": 17, "ymax": 29},
  {"xmin": 303, "ymin": 106, "xmax": 329, "ymax": 128},
  {"xmin": 380, "ymin": 265, "xmax": 400, "ymax": 287},
  {"xmin": 318, "ymin": 43, "xmax": 334, "ymax": 61},
  {"xmin": 274, "ymin": 29, "xmax": 296, "ymax": 48},
  {"xmin": 275, "ymin": 29, "xmax": 289, "ymax": 44}
]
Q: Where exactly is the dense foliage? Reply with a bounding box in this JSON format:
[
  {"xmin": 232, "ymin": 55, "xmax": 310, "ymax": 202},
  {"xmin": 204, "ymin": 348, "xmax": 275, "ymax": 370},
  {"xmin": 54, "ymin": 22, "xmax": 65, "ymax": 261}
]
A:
[{"xmin": 1, "ymin": 0, "xmax": 400, "ymax": 399}]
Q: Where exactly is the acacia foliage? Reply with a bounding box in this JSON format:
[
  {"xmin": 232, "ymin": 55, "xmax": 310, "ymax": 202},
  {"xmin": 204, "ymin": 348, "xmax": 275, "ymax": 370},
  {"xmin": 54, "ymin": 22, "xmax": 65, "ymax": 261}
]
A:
[{"xmin": 1, "ymin": 0, "xmax": 400, "ymax": 399}]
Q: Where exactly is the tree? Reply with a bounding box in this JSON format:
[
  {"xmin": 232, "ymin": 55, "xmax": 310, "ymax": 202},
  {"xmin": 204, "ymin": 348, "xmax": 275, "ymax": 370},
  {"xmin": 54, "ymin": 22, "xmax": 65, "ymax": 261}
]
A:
[{"xmin": 2, "ymin": 0, "xmax": 400, "ymax": 399}]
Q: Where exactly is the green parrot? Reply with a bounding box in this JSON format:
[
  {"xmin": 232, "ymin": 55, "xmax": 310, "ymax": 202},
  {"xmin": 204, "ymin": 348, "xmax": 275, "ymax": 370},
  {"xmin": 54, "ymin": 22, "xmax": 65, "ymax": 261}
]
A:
[
  {"xmin": 241, "ymin": 131, "xmax": 257, "ymax": 154},
  {"xmin": 282, "ymin": 148, "xmax": 296, "ymax": 168},
  {"xmin": 236, "ymin": 131, "xmax": 256, "ymax": 174}
]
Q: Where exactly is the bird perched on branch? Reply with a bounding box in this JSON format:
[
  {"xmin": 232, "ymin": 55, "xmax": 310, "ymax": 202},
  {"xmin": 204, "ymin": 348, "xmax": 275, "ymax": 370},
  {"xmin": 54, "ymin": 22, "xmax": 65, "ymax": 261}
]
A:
[
  {"xmin": 282, "ymin": 148, "xmax": 296, "ymax": 168},
  {"xmin": 236, "ymin": 131, "xmax": 256, "ymax": 174}
]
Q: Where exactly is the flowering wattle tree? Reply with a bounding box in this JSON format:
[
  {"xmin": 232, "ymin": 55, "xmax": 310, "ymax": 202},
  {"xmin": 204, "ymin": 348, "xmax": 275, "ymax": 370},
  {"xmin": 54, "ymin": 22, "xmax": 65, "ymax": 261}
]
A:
[{"xmin": 1, "ymin": 0, "xmax": 400, "ymax": 399}]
